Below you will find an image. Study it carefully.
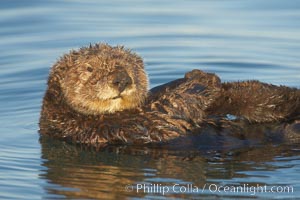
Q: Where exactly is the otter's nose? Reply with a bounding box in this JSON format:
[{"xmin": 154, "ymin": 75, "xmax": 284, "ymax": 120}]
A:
[{"xmin": 111, "ymin": 69, "xmax": 132, "ymax": 93}]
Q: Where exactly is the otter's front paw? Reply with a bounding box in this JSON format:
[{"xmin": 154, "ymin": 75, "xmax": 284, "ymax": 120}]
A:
[{"xmin": 184, "ymin": 69, "xmax": 221, "ymax": 87}]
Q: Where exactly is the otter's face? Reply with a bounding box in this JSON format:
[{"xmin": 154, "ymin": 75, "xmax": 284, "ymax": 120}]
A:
[{"xmin": 53, "ymin": 44, "xmax": 148, "ymax": 115}]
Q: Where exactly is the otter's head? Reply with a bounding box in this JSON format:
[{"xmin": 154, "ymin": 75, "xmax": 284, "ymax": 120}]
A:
[{"xmin": 49, "ymin": 43, "xmax": 148, "ymax": 115}]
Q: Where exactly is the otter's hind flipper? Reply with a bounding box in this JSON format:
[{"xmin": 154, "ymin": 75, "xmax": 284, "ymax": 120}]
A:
[{"xmin": 214, "ymin": 81, "xmax": 300, "ymax": 123}]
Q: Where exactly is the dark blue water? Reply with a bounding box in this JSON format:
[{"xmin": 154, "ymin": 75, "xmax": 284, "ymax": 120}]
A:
[{"xmin": 1, "ymin": 0, "xmax": 300, "ymax": 199}]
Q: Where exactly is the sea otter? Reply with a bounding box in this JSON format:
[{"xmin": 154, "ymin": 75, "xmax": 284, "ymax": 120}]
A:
[{"xmin": 39, "ymin": 43, "xmax": 300, "ymax": 147}]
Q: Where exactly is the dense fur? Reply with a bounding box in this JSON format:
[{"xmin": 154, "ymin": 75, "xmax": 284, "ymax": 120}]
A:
[
  {"xmin": 39, "ymin": 43, "xmax": 300, "ymax": 147},
  {"xmin": 50, "ymin": 44, "xmax": 148, "ymax": 115},
  {"xmin": 210, "ymin": 81, "xmax": 300, "ymax": 123}
]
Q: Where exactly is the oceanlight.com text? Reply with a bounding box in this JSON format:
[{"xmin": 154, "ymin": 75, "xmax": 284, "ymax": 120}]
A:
[{"xmin": 125, "ymin": 183, "xmax": 293, "ymax": 196}]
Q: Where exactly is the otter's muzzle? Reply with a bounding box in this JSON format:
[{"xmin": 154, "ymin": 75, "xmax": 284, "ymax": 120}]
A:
[{"xmin": 111, "ymin": 66, "xmax": 132, "ymax": 93}]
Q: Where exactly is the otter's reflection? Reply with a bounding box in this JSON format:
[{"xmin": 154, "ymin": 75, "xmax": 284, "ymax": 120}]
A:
[{"xmin": 39, "ymin": 123, "xmax": 300, "ymax": 199}]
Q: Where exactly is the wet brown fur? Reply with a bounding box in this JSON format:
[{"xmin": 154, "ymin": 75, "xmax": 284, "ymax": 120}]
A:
[{"xmin": 39, "ymin": 43, "xmax": 300, "ymax": 147}]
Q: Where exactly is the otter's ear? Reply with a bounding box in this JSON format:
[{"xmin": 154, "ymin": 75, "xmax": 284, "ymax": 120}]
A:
[
  {"xmin": 46, "ymin": 64, "xmax": 64, "ymax": 100},
  {"xmin": 48, "ymin": 63, "xmax": 63, "ymax": 85},
  {"xmin": 49, "ymin": 56, "xmax": 72, "ymax": 85}
]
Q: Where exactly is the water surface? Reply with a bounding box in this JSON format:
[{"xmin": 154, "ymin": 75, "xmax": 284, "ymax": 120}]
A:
[{"xmin": 1, "ymin": 0, "xmax": 300, "ymax": 199}]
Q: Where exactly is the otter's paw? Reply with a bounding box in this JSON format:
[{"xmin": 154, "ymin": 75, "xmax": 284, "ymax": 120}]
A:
[
  {"xmin": 184, "ymin": 69, "xmax": 221, "ymax": 87},
  {"xmin": 184, "ymin": 69, "xmax": 207, "ymax": 79}
]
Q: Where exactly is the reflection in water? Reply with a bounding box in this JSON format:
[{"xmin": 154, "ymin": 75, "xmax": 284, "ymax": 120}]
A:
[
  {"xmin": 40, "ymin": 121, "xmax": 300, "ymax": 199},
  {"xmin": 40, "ymin": 137, "xmax": 141, "ymax": 199}
]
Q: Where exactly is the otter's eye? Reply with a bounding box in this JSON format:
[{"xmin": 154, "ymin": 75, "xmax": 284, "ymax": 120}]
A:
[{"xmin": 87, "ymin": 66, "xmax": 93, "ymax": 72}]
